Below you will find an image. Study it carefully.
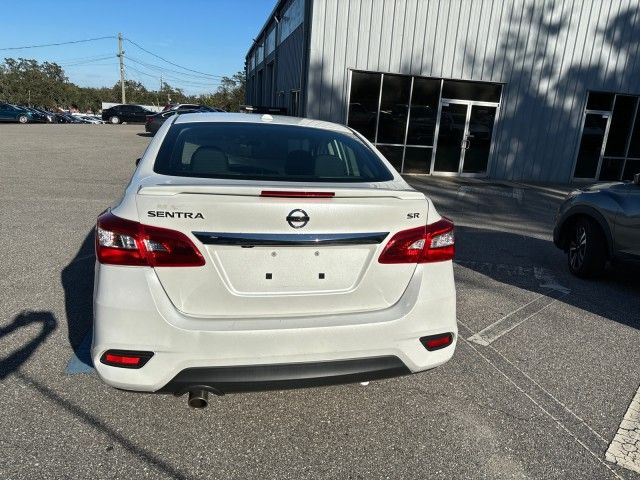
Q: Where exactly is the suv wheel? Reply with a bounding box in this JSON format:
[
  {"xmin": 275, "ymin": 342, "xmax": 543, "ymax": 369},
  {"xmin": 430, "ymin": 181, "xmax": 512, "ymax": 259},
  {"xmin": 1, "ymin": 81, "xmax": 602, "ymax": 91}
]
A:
[
  {"xmin": 110, "ymin": 116, "xmax": 120, "ymax": 124},
  {"xmin": 18, "ymin": 115, "xmax": 28, "ymax": 124},
  {"xmin": 567, "ymin": 217, "xmax": 606, "ymax": 278}
]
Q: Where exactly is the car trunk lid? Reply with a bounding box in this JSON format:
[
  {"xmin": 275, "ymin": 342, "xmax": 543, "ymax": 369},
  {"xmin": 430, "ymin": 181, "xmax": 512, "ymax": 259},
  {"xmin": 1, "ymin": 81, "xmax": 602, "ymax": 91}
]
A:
[{"xmin": 135, "ymin": 183, "xmax": 428, "ymax": 318}]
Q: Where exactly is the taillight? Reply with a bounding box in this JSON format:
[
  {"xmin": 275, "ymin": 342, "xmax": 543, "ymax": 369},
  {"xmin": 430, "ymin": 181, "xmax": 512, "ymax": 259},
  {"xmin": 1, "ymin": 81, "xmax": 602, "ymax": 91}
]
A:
[
  {"xmin": 96, "ymin": 212, "xmax": 205, "ymax": 267},
  {"xmin": 100, "ymin": 350, "xmax": 154, "ymax": 368},
  {"xmin": 378, "ymin": 217, "xmax": 454, "ymax": 264},
  {"xmin": 420, "ymin": 333, "xmax": 454, "ymax": 351},
  {"xmin": 260, "ymin": 191, "xmax": 335, "ymax": 198}
]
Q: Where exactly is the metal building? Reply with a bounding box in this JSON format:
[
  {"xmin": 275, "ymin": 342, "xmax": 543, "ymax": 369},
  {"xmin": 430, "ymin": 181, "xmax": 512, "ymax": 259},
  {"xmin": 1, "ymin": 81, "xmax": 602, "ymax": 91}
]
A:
[{"xmin": 246, "ymin": 0, "xmax": 640, "ymax": 183}]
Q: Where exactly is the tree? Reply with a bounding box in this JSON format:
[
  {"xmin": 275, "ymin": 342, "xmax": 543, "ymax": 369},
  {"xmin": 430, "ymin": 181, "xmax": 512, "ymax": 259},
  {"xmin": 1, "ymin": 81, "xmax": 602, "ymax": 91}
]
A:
[
  {"xmin": 0, "ymin": 58, "xmax": 245, "ymax": 112},
  {"xmin": 209, "ymin": 71, "xmax": 246, "ymax": 111}
]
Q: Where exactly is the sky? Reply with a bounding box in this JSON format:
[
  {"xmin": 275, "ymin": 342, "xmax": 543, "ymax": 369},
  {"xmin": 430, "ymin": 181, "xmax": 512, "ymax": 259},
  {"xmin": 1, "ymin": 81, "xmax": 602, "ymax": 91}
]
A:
[{"xmin": 0, "ymin": 0, "xmax": 276, "ymax": 95}]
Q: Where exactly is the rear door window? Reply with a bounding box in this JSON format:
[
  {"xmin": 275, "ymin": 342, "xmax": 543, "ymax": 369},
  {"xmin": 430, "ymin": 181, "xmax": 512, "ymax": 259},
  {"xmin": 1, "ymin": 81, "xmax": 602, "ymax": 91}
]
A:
[{"xmin": 154, "ymin": 122, "xmax": 394, "ymax": 182}]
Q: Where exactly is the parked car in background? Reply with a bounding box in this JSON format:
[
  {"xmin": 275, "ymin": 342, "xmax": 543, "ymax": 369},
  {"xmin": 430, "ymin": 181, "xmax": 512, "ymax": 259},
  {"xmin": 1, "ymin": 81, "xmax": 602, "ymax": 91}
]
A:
[
  {"xmin": 145, "ymin": 105, "xmax": 223, "ymax": 134},
  {"xmin": 19, "ymin": 106, "xmax": 49, "ymax": 123},
  {"xmin": 72, "ymin": 113, "xmax": 105, "ymax": 124},
  {"xmin": 102, "ymin": 104, "xmax": 154, "ymax": 124},
  {"xmin": 554, "ymin": 174, "xmax": 640, "ymax": 277},
  {"xmin": 0, "ymin": 103, "xmax": 33, "ymax": 123},
  {"xmin": 162, "ymin": 103, "xmax": 198, "ymax": 112},
  {"xmin": 161, "ymin": 103, "xmax": 224, "ymax": 113},
  {"xmin": 30, "ymin": 107, "xmax": 56, "ymax": 123},
  {"xmin": 54, "ymin": 112, "xmax": 84, "ymax": 124}
]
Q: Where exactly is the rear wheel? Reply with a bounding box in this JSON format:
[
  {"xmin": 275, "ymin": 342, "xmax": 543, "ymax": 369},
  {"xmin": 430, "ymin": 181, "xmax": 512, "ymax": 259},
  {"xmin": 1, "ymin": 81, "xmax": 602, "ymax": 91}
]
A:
[
  {"xmin": 110, "ymin": 116, "xmax": 120, "ymax": 124},
  {"xmin": 18, "ymin": 115, "xmax": 28, "ymax": 124},
  {"xmin": 567, "ymin": 217, "xmax": 606, "ymax": 278}
]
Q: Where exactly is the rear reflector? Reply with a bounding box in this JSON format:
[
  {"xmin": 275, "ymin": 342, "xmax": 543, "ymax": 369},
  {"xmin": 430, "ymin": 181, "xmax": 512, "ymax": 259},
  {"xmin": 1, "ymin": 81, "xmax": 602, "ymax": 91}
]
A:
[
  {"xmin": 420, "ymin": 333, "xmax": 454, "ymax": 351},
  {"xmin": 100, "ymin": 350, "xmax": 154, "ymax": 369},
  {"xmin": 378, "ymin": 217, "xmax": 455, "ymax": 264},
  {"xmin": 96, "ymin": 212, "xmax": 205, "ymax": 267},
  {"xmin": 260, "ymin": 190, "xmax": 335, "ymax": 198}
]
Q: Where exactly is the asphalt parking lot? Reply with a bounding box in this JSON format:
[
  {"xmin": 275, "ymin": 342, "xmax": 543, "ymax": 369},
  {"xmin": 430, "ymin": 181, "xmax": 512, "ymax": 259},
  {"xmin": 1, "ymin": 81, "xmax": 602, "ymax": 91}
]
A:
[{"xmin": 1, "ymin": 124, "xmax": 639, "ymax": 479}]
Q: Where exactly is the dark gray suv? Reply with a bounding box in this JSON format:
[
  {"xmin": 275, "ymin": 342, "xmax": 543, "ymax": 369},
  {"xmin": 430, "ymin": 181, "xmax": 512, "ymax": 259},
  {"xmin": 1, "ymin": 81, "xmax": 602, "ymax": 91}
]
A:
[{"xmin": 554, "ymin": 174, "xmax": 640, "ymax": 277}]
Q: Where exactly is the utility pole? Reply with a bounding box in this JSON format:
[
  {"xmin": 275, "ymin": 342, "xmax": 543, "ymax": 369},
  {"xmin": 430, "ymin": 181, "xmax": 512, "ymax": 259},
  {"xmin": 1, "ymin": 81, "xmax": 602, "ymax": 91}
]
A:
[{"xmin": 117, "ymin": 32, "xmax": 126, "ymax": 104}]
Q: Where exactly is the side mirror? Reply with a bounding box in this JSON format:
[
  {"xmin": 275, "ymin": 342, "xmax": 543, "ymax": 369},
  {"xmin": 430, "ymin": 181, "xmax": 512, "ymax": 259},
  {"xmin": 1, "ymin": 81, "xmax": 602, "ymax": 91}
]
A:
[
  {"xmin": 634, "ymin": 173, "xmax": 640, "ymax": 185},
  {"xmin": 135, "ymin": 157, "xmax": 141, "ymax": 166}
]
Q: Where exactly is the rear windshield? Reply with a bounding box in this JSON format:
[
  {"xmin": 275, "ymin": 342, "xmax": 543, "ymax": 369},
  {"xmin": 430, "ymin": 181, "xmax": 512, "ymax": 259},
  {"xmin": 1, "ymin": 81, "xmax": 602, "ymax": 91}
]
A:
[{"xmin": 153, "ymin": 122, "xmax": 394, "ymax": 182}]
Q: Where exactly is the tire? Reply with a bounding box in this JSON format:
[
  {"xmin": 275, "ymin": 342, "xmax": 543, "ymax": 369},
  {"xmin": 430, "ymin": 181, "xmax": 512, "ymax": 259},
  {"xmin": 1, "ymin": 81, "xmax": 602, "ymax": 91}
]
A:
[
  {"xmin": 18, "ymin": 115, "xmax": 28, "ymax": 124},
  {"xmin": 567, "ymin": 217, "xmax": 607, "ymax": 278},
  {"xmin": 110, "ymin": 116, "xmax": 120, "ymax": 124}
]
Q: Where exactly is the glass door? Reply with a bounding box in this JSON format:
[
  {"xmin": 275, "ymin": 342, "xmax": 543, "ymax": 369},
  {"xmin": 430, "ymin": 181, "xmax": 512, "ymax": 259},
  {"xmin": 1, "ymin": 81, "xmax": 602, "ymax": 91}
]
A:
[
  {"xmin": 462, "ymin": 105, "xmax": 497, "ymax": 174},
  {"xmin": 433, "ymin": 101, "xmax": 498, "ymax": 175},
  {"xmin": 433, "ymin": 103, "xmax": 468, "ymax": 172}
]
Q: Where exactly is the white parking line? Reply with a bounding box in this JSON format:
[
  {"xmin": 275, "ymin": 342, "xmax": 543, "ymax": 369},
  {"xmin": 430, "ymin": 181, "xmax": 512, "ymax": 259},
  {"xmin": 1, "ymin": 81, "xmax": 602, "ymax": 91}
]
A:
[
  {"xmin": 606, "ymin": 384, "xmax": 640, "ymax": 474},
  {"xmin": 458, "ymin": 321, "xmax": 625, "ymax": 479},
  {"xmin": 467, "ymin": 291, "xmax": 563, "ymax": 346},
  {"xmin": 460, "ymin": 261, "xmax": 571, "ymax": 346}
]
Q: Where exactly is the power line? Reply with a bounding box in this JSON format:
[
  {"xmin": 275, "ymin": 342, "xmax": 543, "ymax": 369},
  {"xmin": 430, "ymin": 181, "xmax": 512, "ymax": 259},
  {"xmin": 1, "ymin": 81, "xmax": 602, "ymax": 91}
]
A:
[
  {"xmin": 63, "ymin": 62, "xmax": 118, "ymax": 69},
  {"xmin": 54, "ymin": 52, "xmax": 115, "ymax": 62},
  {"xmin": 124, "ymin": 37, "xmax": 223, "ymax": 79},
  {"xmin": 59, "ymin": 55, "xmax": 115, "ymax": 67},
  {"xmin": 126, "ymin": 64, "xmax": 220, "ymax": 89},
  {"xmin": 126, "ymin": 57, "xmax": 224, "ymax": 87},
  {"xmin": 127, "ymin": 55, "xmax": 220, "ymax": 81},
  {"xmin": 0, "ymin": 35, "xmax": 116, "ymax": 51}
]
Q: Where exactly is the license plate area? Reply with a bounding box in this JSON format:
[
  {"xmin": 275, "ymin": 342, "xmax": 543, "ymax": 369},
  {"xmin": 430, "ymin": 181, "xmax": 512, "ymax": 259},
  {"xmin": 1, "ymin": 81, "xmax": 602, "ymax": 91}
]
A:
[{"xmin": 212, "ymin": 246, "xmax": 374, "ymax": 294}]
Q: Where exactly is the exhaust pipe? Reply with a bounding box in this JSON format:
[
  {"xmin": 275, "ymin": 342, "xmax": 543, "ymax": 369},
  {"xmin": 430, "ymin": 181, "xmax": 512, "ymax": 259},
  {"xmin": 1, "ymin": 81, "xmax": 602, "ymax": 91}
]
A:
[{"xmin": 188, "ymin": 390, "xmax": 209, "ymax": 409}]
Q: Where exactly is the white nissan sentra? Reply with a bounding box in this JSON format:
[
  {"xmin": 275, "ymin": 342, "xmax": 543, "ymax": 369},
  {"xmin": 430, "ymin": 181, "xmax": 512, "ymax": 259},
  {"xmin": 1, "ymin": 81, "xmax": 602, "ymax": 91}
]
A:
[{"xmin": 92, "ymin": 112, "xmax": 457, "ymax": 407}]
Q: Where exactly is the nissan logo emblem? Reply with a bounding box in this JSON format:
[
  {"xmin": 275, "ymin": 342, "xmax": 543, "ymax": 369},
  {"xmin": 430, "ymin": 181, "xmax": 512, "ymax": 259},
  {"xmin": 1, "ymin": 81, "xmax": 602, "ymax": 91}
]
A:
[{"xmin": 286, "ymin": 209, "xmax": 310, "ymax": 229}]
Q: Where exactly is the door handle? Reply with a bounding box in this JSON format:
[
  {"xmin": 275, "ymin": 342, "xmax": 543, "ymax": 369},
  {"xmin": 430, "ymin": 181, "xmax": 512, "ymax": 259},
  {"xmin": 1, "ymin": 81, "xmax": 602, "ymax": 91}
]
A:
[{"xmin": 462, "ymin": 139, "xmax": 470, "ymax": 150}]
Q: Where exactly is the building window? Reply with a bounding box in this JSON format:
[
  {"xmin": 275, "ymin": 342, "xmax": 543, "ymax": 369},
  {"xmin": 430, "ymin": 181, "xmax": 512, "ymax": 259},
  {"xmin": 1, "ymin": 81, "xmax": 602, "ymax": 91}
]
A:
[
  {"xmin": 347, "ymin": 71, "xmax": 381, "ymax": 142},
  {"xmin": 257, "ymin": 70, "xmax": 264, "ymax": 106},
  {"xmin": 347, "ymin": 70, "xmax": 501, "ymax": 176},
  {"xmin": 265, "ymin": 27, "xmax": 276, "ymax": 55},
  {"xmin": 574, "ymin": 91, "xmax": 640, "ymax": 181},
  {"xmin": 442, "ymin": 80, "xmax": 501, "ymax": 103},
  {"xmin": 377, "ymin": 74, "xmax": 412, "ymax": 144},
  {"xmin": 407, "ymin": 78, "xmax": 440, "ymax": 146},
  {"xmin": 290, "ymin": 90, "xmax": 300, "ymax": 116},
  {"xmin": 279, "ymin": 0, "xmax": 304, "ymax": 43},
  {"xmin": 256, "ymin": 43, "xmax": 264, "ymax": 65},
  {"xmin": 247, "ymin": 52, "xmax": 255, "ymax": 73}
]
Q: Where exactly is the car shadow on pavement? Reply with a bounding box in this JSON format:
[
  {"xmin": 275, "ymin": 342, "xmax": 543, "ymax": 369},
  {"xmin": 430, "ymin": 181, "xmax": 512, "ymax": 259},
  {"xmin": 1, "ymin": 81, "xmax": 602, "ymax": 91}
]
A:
[
  {"xmin": 61, "ymin": 229, "xmax": 96, "ymax": 367},
  {"xmin": 136, "ymin": 133, "xmax": 153, "ymax": 137},
  {"xmin": 14, "ymin": 369, "xmax": 192, "ymax": 480},
  {"xmin": 456, "ymin": 225, "xmax": 640, "ymax": 331},
  {"xmin": 0, "ymin": 311, "xmax": 57, "ymax": 379}
]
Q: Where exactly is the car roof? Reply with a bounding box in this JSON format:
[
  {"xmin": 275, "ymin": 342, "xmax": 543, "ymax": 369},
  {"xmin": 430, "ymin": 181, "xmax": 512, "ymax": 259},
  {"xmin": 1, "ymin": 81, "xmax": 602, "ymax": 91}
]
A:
[{"xmin": 173, "ymin": 112, "xmax": 353, "ymax": 134}]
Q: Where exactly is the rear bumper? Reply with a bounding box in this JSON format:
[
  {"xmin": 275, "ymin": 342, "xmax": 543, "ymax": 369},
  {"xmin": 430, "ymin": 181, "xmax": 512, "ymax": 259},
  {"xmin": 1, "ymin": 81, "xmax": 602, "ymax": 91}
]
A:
[
  {"xmin": 92, "ymin": 262, "xmax": 457, "ymax": 392},
  {"xmin": 158, "ymin": 356, "xmax": 410, "ymax": 394}
]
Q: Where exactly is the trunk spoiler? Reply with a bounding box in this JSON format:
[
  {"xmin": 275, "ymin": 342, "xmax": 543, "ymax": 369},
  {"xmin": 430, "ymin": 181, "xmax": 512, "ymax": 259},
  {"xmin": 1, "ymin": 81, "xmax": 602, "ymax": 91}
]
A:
[{"xmin": 137, "ymin": 184, "xmax": 425, "ymax": 200}]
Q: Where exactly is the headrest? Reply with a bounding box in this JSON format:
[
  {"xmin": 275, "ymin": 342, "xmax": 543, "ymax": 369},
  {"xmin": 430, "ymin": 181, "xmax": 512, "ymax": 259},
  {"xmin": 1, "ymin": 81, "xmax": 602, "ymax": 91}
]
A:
[
  {"xmin": 315, "ymin": 154, "xmax": 348, "ymax": 177},
  {"xmin": 285, "ymin": 150, "xmax": 315, "ymax": 176},
  {"xmin": 190, "ymin": 146, "xmax": 228, "ymax": 175}
]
